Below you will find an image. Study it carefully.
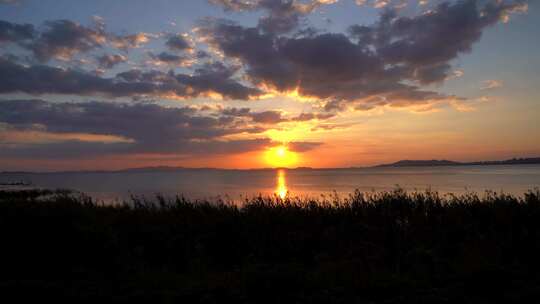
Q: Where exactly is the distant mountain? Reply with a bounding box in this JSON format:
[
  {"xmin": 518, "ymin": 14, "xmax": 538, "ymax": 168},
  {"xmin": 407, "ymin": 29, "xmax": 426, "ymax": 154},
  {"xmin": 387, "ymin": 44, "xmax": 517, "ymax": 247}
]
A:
[{"xmin": 377, "ymin": 157, "xmax": 540, "ymax": 168}]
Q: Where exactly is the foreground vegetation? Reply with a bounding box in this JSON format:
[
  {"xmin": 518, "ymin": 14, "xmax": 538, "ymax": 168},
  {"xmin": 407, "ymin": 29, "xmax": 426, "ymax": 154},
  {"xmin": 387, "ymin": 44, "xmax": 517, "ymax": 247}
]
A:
[{"xmin": 1, "ymin": 189, "xmax": 540, "ymax": 303}]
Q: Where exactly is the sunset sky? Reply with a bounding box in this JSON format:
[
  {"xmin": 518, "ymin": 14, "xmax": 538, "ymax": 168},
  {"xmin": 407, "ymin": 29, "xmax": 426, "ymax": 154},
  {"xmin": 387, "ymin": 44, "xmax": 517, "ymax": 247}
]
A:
[{"xmin": 0, "ymin": 0, "xmax": 538, "ymax": 171}]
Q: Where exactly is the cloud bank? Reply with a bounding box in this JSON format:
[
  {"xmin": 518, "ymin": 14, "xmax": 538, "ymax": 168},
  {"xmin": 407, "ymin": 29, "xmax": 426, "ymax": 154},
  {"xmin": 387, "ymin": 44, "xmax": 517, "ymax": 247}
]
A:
[
  {"xmin": 0, "ymin": 99, "xmax": 324, "ymax": 159},
  {"xmin": 0, "ymin": 0, "xmax": 530, "ymax": 166}
]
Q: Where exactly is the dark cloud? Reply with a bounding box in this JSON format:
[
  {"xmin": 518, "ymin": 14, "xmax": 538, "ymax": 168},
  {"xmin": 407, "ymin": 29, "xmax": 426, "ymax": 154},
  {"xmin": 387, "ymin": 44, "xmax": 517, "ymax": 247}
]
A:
[
  {"xmin": 290, "ymin": 112, "xmax": 335, "ymax": 121},
  {"xmin": 200, "ymin": 0, "xmax": 525, "ymax": 110},
  {"xmin": 165, "ymin": 34, "xmax": 191, "ymax": 51},
  {"xmin": 250, "ymin": 110, "xmax": 284, "ymax": 124},
  {"xmin": 28, "ymin": 19, "xmax": 106, "ymax": 62},
  {"xmin": 221, "ymin": 107, "xmax": 251, "ymax": 116},
  {"xmin": 96, "ymin": 53, "xmax": 127, "ymax": 69},
  {"xmin": 0, "ymin": 20, "xmax": 35, "ymax": 43},
  {"xmin": 175, "ymin": 62, "xmax": 263, "ymax": 99},
  {"xmin": 197, "ymin": 19, "xmax": 296, "ymax": 90},
  {"xmin": 199, "ymin": 18, "xmax": 444, "ymax": 108},
  {"xmin": 148, "ymin": 51, "xmax": 190, "ymax": 66},
  {"xmin": 348, "ymin": 0, "xmax": 528, "ymax": 82},
  {"xmin": 413, "ymin": 63, "xmax": 452, "ymax": 84},
  {"xmin": 0, "ymin": 18, "xmax": 155, "ymax": 61},
  {"xmin": 0, "ymin": 56, "xmax": 262, "ymax": 100},
  {"xmin": 209, "ymin": 0, "xmax": 336, "ymax": 34},
  {"xmin": 220, "ymin": 107, "xmax": 335, "ymax": 124},
  {"xmin": 0, "ymin": 99, "xmax": 272, "ymax": 158},
  {"xmin": 0, "ymin": 140, "xmax": 132, "ymax": 159},
  {"xmin": 0, "ymin": 57, "xmax": 121, "ymax": 96},
  {"xmin": 0, "ymin": 137, "xmax": 274, "ymax": 159},
  {"xmin": 196, "ymin": 50, "xmax": 210, "ymax": 59},
  {"xmin": 0, "ymin": 0, "xmax": 528, "ymax": 115}
]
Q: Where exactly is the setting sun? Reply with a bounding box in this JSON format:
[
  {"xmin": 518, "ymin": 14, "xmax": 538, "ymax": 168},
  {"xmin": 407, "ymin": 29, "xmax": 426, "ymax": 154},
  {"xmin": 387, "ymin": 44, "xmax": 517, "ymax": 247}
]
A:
[{"xmin": 264, "ymin": 145, "xmax": 298, "ymax": 168}]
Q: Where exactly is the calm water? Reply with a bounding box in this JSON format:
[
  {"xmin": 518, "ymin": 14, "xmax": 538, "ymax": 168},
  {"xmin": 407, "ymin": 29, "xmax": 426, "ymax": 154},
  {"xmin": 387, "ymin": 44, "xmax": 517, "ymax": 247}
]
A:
[{"xmin": 1, "ymin": 165, "xmax": 540, "ymax": 202}]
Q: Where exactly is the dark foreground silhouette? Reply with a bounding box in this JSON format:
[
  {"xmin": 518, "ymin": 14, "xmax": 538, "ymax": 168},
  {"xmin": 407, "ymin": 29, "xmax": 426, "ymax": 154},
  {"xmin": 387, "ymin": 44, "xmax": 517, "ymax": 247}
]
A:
[{"xmin": 1, "ymin": 189, "xmax": 540, "ymax": 303}]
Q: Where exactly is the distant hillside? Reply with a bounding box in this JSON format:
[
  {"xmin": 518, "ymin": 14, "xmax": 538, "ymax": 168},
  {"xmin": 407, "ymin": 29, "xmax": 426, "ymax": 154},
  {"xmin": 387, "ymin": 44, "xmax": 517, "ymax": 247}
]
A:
[{"xmin": 378, "ymin": 157, "xmax": 540, "ymax": 167}]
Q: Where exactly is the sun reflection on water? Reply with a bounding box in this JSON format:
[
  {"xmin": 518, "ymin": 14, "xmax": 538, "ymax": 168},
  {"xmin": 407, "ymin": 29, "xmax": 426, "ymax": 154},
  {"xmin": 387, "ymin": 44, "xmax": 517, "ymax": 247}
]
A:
[{"xmin": 276, "ymin": 169, "xmax": 288, "ymax": 199}]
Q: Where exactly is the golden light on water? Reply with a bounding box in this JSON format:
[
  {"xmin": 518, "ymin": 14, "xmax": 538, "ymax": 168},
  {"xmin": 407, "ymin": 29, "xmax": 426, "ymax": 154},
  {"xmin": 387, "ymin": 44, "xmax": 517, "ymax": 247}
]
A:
[
  {"xmin": 264, "ymin": 145, "xmax": 298, "ymax": 168},
  {"xmin": 276, "ymin": 169, "xmax": 288, "ymax": 199}
]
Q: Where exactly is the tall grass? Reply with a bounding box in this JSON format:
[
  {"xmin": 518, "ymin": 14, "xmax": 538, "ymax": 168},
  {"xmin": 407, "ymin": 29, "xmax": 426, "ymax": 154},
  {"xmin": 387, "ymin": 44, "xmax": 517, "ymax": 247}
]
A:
[{"xmin": 1, "ymin": 188, "xmax": 540, "ymax": 303}]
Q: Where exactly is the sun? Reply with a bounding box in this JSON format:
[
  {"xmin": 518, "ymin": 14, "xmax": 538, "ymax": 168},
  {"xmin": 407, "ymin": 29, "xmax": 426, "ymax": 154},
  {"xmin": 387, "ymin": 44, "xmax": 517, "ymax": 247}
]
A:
[{"xmin": 264, "ymin": 145, "xmax": 298, "ymax": 168}]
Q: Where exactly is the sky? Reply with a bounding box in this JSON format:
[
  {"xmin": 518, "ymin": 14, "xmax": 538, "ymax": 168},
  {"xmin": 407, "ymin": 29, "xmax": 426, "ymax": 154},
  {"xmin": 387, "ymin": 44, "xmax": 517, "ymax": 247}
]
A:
[{"xmin": 0, "ymin": 0, "xmax": 538, "ymax": 171}]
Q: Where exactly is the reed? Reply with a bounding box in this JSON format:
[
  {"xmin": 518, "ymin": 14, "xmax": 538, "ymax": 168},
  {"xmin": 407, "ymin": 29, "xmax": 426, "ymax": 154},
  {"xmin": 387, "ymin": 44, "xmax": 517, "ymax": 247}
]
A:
[{"xmin": 1, "ymin": 188, "xmax": 539, "ymax": 303}]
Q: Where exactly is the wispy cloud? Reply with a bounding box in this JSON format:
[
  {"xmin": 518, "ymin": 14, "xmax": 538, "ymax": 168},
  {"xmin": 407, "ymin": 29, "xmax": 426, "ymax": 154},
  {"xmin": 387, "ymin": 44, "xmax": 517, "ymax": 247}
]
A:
[{"xmin": 481, "ymin": 80, "xmax": 503, "ymax": 90}]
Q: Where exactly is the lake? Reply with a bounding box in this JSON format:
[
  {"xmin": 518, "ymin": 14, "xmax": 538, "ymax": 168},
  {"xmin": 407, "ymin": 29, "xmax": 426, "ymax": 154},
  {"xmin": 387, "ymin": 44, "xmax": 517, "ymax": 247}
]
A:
[{"xmin": 1, "ymin": 165, "xmax": 540, "ymax": 202}]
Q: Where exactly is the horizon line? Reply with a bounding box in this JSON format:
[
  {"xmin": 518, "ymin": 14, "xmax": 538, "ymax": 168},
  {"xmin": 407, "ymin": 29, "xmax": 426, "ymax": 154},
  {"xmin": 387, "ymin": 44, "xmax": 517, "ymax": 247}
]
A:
[{"xmin": 2, "ymin": 156, "xmax": 539, "ymax": 174}]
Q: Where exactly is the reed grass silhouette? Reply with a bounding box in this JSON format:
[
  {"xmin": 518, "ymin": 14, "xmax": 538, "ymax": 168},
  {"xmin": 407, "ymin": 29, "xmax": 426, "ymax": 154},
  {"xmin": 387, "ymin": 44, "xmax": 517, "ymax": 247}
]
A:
[{"xmin": 1, "ymin": 188, "xmax": 540, "ymax": 303}]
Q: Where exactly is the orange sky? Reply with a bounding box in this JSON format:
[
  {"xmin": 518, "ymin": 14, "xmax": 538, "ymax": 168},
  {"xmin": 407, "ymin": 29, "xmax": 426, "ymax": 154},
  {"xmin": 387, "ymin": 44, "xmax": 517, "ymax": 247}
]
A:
[{"xmin": 0, "ymin": 0, "xmax": 539, "ymax": 171}]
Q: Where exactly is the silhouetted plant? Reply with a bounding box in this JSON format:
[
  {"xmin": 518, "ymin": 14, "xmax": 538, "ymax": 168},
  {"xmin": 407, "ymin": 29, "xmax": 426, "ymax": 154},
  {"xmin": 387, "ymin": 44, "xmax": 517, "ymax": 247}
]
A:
[{"xmin": 1, "ymin": 188, "xmax": 539, "ymax": 303}]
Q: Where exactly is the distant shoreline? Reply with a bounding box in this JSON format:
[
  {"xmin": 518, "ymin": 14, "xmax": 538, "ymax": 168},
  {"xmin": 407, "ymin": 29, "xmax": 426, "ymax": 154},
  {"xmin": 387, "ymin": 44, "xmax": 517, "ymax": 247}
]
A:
[
  {"xmin": 2, "ymin": 157, "xmax": 540, "ymax": 175},
  {"xmin": 375, "ymin": 157, "xmax": 540, "ymax": 168}
]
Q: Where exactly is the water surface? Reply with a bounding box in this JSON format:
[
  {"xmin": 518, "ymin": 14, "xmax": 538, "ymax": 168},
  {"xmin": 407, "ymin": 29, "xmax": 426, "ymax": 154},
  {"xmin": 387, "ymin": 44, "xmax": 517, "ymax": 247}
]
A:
[{"xmin": 1, "ymin": 165, "xmax": 539, "ymax": 202}]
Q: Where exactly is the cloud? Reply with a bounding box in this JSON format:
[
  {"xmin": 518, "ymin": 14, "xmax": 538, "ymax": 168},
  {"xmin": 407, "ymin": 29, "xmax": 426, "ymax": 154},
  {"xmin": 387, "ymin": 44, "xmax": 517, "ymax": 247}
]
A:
[
  {"xmin": 147, "ymin": 51, "xmax": 191, "ymax": 67},
  {"xmin": 199, "ymin": 0, "xmax": 525, "ymax": 111},
  {"xmin": 28, "ymin": 19, "xmax": 107, "ymax": 62},
  {"xmin": 220, "ymin": 107, "xmax": 284, "ymax": 123},
  {"xmin": 0, "ymin": 99, "xmax": 274, "ymax": 158},
  {"xmin": 0, "ymin": 20, "xmax": 35, "ymax": 43},
  {"xmin": 165, "ymin": 34, "xmax": 191, "ymax": 51},
  {"xmin": 0, "ymin": 0, "xmax": 528, "ymax": 116},
  {"xmin": 199, "ymin": 18, "xmax": 450, "ymax": 110},
  {"xmin": 500, "ymin": 2, "xmax": 528, "ymax": 23},
  {"xmin": 220, "ymin": 107, "xmax": 335, "ymax": 124},
  {"xmin": 373, "ymin": 0, "xmax": 389, "ymax": 8},
  {"xmin": 0, "ymin": 18, "xmax": 157, "ymax": 61},
  {"xmin": 447, "ymin": 69, "xmax": 464, "ymax": 80},
  {"xmin": 250, "ymin": 110, "xmax": 285, "ymax": 124},
  {"xmin": 310, "ymin": 123, "xmax": 352, "ymax": 131},
  {"xmin": 354, "ymin": 0, "xmax": 407, "ymax": 9},
  {"xmin": 96, "ymin": 53, "xmax": 127, "ymax": 69},
  {"xmin": 450, "ymin": 95, "xmax": 493, "ymax": 112},
  {"xmin": 348, "ymin": 0, "xmax": 525, "ymax": 71},
  {"xmin": 175, "ymin": 62, "xmax": 263, "ymax": 99},
  {"xmin": 481, "ymin": 79, "xmax": 503, "ymax": 90},
  {"xmin": 110, "ymin": 32, "xmax": 153, "ymax": 51},
  {"xmin": 0, "ymin": 56, "xmax": 262, "ymax": 100},
  {"xmin": 209, "ymin": 0, "xmax": 337, "ymax": 34},
  {"xmin": 221, "ymin": 107, "xmax": 251, "ymax": 117},
  {"xmin": 290, "ymin": 112, "xmax": 335, "ymax": 121}
]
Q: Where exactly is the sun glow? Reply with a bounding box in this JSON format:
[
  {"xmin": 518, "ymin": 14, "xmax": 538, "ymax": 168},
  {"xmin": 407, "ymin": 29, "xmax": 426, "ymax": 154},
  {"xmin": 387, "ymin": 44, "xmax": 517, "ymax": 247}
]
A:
[{"xmin": 264, "ymin": 145, "xmax": 298, "ymax": 168}]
